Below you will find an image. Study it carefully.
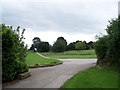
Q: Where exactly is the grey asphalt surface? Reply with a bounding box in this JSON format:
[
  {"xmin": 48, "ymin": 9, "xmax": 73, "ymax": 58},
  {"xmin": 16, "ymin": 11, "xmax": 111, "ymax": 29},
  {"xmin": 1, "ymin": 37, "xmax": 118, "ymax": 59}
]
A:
[{"xmin": 4, "ymin": 59, "xmax": 97, "ymax": 88}]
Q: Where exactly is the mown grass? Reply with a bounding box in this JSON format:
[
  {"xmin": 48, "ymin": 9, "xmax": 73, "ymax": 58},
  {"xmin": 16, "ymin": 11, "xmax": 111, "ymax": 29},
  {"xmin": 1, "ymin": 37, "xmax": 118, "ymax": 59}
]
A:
[
  {"xmin": 61, "ymin": 66, "xmax": 118, "ymax": 88},
  {"xmin": 41, "ymin": 49, "xmax": 96, "ymax": 59},
  {"xmin": 26, "ymin": 51, "xmax": 62, "ymax": 66}
]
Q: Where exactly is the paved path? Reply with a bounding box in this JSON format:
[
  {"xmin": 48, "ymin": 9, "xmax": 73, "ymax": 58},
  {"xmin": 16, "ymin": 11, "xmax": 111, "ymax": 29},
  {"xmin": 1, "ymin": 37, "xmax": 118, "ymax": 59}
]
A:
[
  {"xmin": 36, "ymin": 53, "xmax": 49, "ymax": 59},
  {"xmin": 4, "ymin": 59, "xmax": 97, "ymax": 88}
]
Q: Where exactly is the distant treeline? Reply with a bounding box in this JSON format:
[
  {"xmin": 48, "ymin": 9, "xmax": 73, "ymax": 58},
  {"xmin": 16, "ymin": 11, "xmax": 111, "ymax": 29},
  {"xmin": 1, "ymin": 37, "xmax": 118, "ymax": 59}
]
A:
[{"xmin": 29, "ymin": 37, "xmax": 94, "ymax": 52}]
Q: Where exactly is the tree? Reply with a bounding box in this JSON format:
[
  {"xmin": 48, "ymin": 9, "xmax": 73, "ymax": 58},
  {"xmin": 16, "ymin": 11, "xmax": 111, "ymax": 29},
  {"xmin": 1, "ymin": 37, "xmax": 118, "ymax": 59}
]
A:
[
  {"xmin": 29, "ymin": 44, "xmax": 34, "ymax": 51},
  {"xmin": 75, "ymin": 41, "xmax": 86, "ymax": 50},
  {"xmin": 2, "ymin": 24, "xmax": 28, "ymax": 82},
  {"xmin": 30, "ymin": 38, "xmax": 50, "ymax": 52},
  {"xmin": 66, "ymin": 43, "xmax": 75, "ymax": 51},
  {"xmin": 38, "ymin": 42, "xmax": 50, "ymax": 52},
  {"xmin": 32, "ymin": 37, "xmax": 41, "ymax": 51},
  {"xmin": 33, "ymin": 37, "xmax": 41, "ymax": 43},
  {"xmin": 86, "ymin": 41, "xmax": 94, "ymax": 50},
  {"xmin": 52, "ymin": 37, "xmax": 67, "ymax": 52}
]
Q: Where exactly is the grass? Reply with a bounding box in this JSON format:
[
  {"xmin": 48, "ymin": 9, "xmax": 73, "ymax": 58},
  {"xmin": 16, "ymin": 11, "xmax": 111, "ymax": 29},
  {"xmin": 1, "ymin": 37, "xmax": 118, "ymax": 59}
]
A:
[
  {"xmin": 26, "ymin": 51, "xmax": 62, "ymax": 66},
  {"xmin": 41, "ymin": 49, "xmax": 96, "ymax": 59},
  {"xmin": 61, "ymin": 66, "xmax": 118, "ymax": 88}
]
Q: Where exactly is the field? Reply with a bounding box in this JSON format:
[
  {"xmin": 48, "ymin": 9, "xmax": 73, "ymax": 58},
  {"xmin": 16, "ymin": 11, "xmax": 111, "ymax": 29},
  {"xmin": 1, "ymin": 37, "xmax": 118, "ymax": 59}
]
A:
[
  {"xmin": 25, "ymin": 50, "xmax": 96, "ymax": 66},
  {"xmin": 26, "ymin": 51, "xmax": 62, "ymax": 66},
  {"xmin": 61, "ymin": 67, "xmax": 118, "ymax": 88},
  {"xmin": 41, "ymin": 49, "xmax": 96, "ymax": 59}
]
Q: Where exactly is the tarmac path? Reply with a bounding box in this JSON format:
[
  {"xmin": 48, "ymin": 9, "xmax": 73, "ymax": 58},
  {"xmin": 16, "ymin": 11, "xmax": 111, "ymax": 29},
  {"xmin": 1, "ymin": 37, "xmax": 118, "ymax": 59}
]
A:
[{"xmin": 4, "ymin": 59, "xmax": 97, "ymax": 88}]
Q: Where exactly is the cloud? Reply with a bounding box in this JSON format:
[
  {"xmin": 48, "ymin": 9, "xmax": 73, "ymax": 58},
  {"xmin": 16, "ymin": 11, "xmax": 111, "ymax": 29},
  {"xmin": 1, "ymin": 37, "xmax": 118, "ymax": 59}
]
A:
[
  {"xmin": 23, "ymin": 29, "xmax": 96, "ymax": 47},
  {"xmin": 2, "ymin": 0, "xmax": 118, "ymax": 47}
]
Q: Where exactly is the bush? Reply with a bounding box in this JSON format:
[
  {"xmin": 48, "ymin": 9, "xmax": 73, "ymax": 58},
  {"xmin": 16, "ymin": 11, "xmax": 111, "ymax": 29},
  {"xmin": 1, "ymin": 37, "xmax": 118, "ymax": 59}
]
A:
[
  {"xmin": 94, "ymin": 18, "xmax": 120, "ymax": 67},
  {"xmin": 2, "ymin": 24, "xmax": 28, "ymax": 82},
  {"xmin": 16, "ymin": 61, "xmax": 29, "ymax": 74},
  {"xmin": 106, "ymin": 19, "xmax": 120, "ymax": 66},
  {"xmin": 2, "ymin": 63, "xmax": 17, "ymax": 82},
  {"xmin": 94, "ymin": 35, "xmax": 109, "ymax": 66}
]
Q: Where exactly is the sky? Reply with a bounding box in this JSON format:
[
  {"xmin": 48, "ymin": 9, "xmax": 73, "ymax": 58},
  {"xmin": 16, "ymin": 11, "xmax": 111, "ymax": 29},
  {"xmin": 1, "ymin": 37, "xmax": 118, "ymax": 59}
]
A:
[{"xmin": 1, "ymin": 0, "xmax": 119, "ymax": 48}]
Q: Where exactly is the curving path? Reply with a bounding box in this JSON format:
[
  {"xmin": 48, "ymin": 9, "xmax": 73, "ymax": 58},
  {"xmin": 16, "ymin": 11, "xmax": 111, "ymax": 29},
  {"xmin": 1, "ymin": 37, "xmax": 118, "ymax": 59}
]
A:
[{"xmin": 4, "ymin": 59, "xmax": 97, "ymax": 88}]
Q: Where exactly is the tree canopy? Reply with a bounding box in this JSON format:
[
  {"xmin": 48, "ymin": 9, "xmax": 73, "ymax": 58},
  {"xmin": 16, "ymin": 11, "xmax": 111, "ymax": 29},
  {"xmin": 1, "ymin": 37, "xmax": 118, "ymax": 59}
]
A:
[
  {"xmin": 30, "ymin": 37, "xmax": 50, "ymax": 52},
  {"xmin": 67, "ymin": 43, "xmax": 75, "ymax": 51},
  {"xmin": 52, "ymin": 37, "xmax": 67, "ymax": 52},
  {"xmin": 75, "ymin": 41, "xmax": 86, "ymax": 50}
]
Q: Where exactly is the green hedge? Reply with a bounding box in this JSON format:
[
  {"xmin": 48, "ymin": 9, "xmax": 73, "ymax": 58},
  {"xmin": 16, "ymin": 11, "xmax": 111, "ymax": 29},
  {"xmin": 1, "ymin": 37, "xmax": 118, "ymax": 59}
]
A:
[
  {"xmin": 94, "ymin": 18, "xmax": 120, "ymax": 67},
  {"xmin": 16, "ymin": 61, "xmax": 29, "ymax": 74},
  {"xmin": 2, "ymin": 24, "xmax": 28, "ymax": 82},
  {"xmin": 94, "ymin": 36, "xmax": 109, "ymax": 66}
]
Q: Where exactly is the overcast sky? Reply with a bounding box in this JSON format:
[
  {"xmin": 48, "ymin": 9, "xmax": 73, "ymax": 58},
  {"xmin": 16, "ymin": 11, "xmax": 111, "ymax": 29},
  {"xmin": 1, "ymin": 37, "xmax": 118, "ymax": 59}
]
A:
[{"xmin": 1, "ymin": 0, "xmax": 119, "ymax": 48}]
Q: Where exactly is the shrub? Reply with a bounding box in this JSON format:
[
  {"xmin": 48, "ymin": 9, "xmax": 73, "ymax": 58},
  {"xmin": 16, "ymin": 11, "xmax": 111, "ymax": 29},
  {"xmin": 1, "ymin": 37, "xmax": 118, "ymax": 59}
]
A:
[
  {"xmin": 16, "ymin": 61, "xmax": 29, "ymax": 74},
  {"xmin": 94, "ymin": 18, "xmax": 120, "ymax": 67},
  {"xmin": 94, "ymin": 35, "xmax": 109, "ymax": 66},
  {"xmin": 2, "ymin": 24, "xmax": 28, "ymax": 82},
  {"xmin": 2, "ymin": 63, "xmax": 17, "ymax": 82},
  {"xmin": 106, "ymin": 19, "xmax": 120, "ymax": 66}
]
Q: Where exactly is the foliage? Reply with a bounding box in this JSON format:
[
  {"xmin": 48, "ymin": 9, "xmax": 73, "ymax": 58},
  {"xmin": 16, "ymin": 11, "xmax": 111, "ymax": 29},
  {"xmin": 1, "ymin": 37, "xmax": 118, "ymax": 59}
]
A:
[
  {"xmin": 75, "ymin": 41, "xmax": 86, "ymax": 50},
  {"xmin": 33, "ymin": 37, "xmax": 41, "ymax": 43},
  {"xmin": 94, "ymin": 35, "xmax": 109, "ymax": 65},
  {"xmin": 32, "ymin": 37, "xmax": 41, "ymax": 51},
  {"xmin": 16, "ymin": 61, "xmax": 29, "ymax": 74},
  {"xmin": 30, "ymin": 37, "xmax": 94, "ymax": 52},
  {"xmin": 52, "ymin": 37, "xmax": 67, "ymax": 52},
  {"xmin": 29, "ymin": 44, "xmax": 34, "ymax": 51},
  {"xmin": 86, "ymin": 41, "xmax": 94, "ymax": 50},
  {"xmin": 31, "ymin": 37, "xmax": 50, "ymax": 52},
  {"xmin": 94, "ymin": 18, "xmax": 120, "ymax": 67},
  {"xmin": 38, "ymin": 42, "xmax": 50, "ymax": 52},
  {"xmin": 106, "ymin": 18, "xmax": 120, "ymax": 66},
  {"xmin": 2, "ymin": 24, "xmax": 28, "ymax": 82},
  {"xmin": 66, "ymin": 43, "xmax": 75, "ymax": 51},
  {"xmin": 66, "ymin": 41, "xmax": 94, "ymax": 51}
]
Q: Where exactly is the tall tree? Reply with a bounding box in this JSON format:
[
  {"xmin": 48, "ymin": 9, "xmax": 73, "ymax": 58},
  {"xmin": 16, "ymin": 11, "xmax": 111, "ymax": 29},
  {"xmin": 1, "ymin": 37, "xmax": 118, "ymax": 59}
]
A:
[
  {"xmin": 67, "ymin": 43, "xmax": 75, "ymax": 51},
  {"xmin": 75, "ymin": 41, "xmax": 86, "ymax": 50},
  {"xmin": 38, "ymin": 42, "xmax": 50, "ymax": 52},
  {"xmin": 86, "ymin": 41, "xmax": 94, "ymax": 50},
  {"xmin": 32, "ymin": 37, "xmax": 41, "ymax": 51},
  {"xmin": 29, "ymin": 44, "xmax": 34, "ymax": 51},
  {"xmin": 31, "ymin": 37, "xmax": 50, "ymax": 52},
  {"xmin": 52, "ymin": 37, "xmax": 67, "ymax": 52}
]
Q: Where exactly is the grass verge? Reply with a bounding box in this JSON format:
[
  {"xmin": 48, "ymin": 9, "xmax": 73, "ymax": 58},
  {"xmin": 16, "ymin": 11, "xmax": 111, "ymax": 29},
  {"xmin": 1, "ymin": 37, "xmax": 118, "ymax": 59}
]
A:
[
  {"xmin": 26, "ymin": 51, "xmax": 62, "ymax": 67},
  {"xmin": 61, "ymin": 66, "xmax": 118, "ymax": 88},
  {"xmin": 41, "ymin": 49, "xmax": 96, "ymax": 59}
]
